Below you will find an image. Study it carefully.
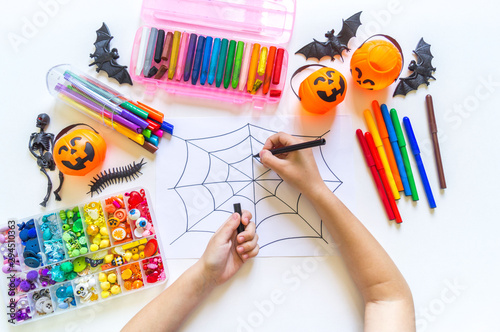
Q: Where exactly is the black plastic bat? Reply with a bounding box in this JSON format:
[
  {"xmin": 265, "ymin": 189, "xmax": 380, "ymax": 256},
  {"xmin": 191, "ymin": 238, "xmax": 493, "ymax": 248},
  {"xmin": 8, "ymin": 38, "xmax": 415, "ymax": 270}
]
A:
[
  {"xmin": 296, "ymin": 12, "xmax": 362, "ymax": 62},
  {"xmin": 89, "ymin": 23, "xmax": 132, "ymax": 85},
  {"xmin": 393, "ymin": 38, "xmax": 436, "ymax": 97}
]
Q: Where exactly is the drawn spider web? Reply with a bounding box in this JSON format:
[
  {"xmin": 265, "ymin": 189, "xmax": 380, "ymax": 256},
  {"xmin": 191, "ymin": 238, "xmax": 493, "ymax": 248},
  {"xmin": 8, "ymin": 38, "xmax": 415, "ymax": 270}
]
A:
[{"xmin": 168, "ymin": 123, "xmax": 343, "ymax": 250}]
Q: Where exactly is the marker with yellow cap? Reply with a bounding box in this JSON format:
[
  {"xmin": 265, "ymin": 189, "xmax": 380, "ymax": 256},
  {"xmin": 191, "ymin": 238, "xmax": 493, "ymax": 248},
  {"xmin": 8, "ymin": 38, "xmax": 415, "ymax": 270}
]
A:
[
  {"xmin": 364, "ymin": 109, "xmax": 400, "ymax": 200},
  {"xmin": 372, "ymin": 101, "xmax": 404, "ymax": 191}
]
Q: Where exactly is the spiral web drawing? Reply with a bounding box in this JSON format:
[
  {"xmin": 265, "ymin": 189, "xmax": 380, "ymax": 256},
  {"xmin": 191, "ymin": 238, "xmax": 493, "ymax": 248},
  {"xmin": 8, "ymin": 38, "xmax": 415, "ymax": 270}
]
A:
[{"xmin": 167, "ymin": 123, "xmax": 343, "ymax": 251}]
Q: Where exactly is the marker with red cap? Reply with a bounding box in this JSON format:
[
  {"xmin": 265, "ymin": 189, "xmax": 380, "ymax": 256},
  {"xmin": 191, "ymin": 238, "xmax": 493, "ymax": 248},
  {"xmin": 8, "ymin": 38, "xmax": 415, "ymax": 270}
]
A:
[
  {"xmin": 365, "ymin": 132, "xmax": 403, "ymax": 224},
  {"xmin": 356, "ymin": 129, "xmax": 394, "ymax": 220}
]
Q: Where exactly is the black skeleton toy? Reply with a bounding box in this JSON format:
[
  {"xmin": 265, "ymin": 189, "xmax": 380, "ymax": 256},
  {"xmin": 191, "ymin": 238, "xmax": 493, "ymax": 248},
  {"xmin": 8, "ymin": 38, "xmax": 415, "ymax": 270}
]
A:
[{"xmin": 28, "ymin": 113, "xmax": 64, "ymax": 207}]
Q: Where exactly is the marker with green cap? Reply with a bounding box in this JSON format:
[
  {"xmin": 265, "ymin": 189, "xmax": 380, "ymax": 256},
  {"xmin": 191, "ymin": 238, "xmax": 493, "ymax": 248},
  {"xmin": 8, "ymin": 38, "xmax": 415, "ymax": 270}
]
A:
[{"xmin": 390, "ymin": 108, "xmax": 419, "ymax": 201}]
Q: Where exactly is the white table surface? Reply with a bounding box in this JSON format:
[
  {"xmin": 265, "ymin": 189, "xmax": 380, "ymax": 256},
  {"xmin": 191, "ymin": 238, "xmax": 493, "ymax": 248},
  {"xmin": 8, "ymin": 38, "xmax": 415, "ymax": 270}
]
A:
[{"xmin": 1, "ymin": 0, "xmax": 499, "ymax": 331}]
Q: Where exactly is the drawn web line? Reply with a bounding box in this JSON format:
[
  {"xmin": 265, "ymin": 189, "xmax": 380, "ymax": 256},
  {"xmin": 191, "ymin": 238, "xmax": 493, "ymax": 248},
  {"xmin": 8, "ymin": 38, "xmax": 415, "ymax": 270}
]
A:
[{"xmin": 169, "ymin": 124, "xmax": 342, "ymax": 248}]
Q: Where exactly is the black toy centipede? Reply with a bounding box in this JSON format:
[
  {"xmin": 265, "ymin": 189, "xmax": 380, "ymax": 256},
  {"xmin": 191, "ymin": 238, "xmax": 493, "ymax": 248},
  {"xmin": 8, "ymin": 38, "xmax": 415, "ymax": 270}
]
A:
[{"xmin": 88, "ymin": 159, "xmax": 146, "ymax": 196}]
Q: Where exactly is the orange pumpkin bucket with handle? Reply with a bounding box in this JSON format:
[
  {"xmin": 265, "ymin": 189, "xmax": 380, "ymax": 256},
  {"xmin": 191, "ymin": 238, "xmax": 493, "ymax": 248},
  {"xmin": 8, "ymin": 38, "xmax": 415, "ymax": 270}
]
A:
[
  {"xmin": 350, "ymin": 35, "xmax": 403, "ymax": 91},
  {"xmin": 53, "ymin": 123, "xmax": 106, "ymax": 176},
  {"xmin": 292, "ymin": 64, "xmax": 347, "ymax": 114}
]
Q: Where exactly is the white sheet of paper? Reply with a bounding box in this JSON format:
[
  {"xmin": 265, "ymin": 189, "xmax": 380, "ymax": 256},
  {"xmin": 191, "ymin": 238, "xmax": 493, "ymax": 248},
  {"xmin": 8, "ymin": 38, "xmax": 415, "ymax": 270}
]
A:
[{"xmin": 155, "ymin": 115, "xmax": 354, "ymax": 258}]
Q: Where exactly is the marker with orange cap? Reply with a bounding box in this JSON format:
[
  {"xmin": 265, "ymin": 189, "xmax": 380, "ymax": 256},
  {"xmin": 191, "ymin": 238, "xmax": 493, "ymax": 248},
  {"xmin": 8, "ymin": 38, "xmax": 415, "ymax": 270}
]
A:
[
  {"xmin": 372, "ymin": 100, "xmax": 404, "ymax": 191},
  {"xmin": 364, "ymin": 108, "xmax": 400, "ymax": 200},
  {"xmin": 365, "ymin": 132, "xmax": 403, "ymax": 223}
]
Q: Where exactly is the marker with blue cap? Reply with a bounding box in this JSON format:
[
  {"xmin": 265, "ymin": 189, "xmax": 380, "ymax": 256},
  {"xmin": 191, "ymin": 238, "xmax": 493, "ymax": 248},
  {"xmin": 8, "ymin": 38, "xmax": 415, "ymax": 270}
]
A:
[
  {"xmin": 403, "ymin": 116, "xmax": 436, "ymax": 208},
  {"xmin": 381, "ymin": 104, "xmax": 411, "ymax": 196}
]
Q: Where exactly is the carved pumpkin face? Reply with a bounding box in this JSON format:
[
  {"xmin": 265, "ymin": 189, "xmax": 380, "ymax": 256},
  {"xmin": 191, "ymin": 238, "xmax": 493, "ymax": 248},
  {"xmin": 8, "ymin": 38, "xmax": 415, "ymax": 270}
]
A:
[
  {"xmin": 350, "ymin": 39, "xmax": 402, "ymax": 90},
  {"xmin": 54, "ymin": 128, "xmax": 106, "ymax": 176},
  {"xmin": 298, "ymin": 67, "xmax": 347, "ymax": 114}
]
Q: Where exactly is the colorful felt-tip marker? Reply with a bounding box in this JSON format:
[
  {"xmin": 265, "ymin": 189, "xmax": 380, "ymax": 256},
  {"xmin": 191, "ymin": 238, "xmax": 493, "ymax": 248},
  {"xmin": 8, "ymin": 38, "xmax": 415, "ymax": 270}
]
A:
[
  {"xmin": 191, "ymin": 36, "xmax": 205, "ymax": 84},
  {"xmin": 231, "ymin": 41, "xmax": 245, "ymax": 89},
  {"xmin": 175, "ymin": 32, "xmax": 189, "ymax": 81},
  {"xmin": 184, "ymin": 34, "xmax": 197, "ymax": 81},
  {"xmin": 356, "ymin": 129, "xmax": 395, "ymax": 221},
  {"xmin": 263, "ymin": 46, "xmax": 276, "ymax": 94},
  {"xmin": 216, "ymin": 38, "xmax": 229, "ymax": 88},
  {"xmin": 208, "ymin": 38, "xmax": 221, "ymax": 85},
  {"xmin": 426, "ymin": 94, "xmax": 447, "ymax": 189},
  {"xmin": 390, "ymin": 109, "xmax": 418, "ymax": 201},
  {"xmin": 239, "ymin": 43, "xmax": 251, "ymax": 91},
  {"xmin": 168, "ymin": 31, "xmax": 181, "ymax": 79},
  {"xmin": 247, "ymin": 43, "xmax": 260, "ymax": 92},
  {"xmin": 366, "ymin": 132, "xmax": 403, "ymax": 223},
  {"xmin": 373, "ymin": 101, "xmax": 403, "ymax": 192},
  {"xmin": 381, "ymin": 104, "xmax": 411, "ymax": 196},
  {"xmin": 200, "ymin": 36, "xmax": 213, "ymax": 85},
  {"xmin": 403, "ymin": 116, "xmax": 436, "ymax": 208},
  {"xmin": 364, "ymin": 109, "xmax": 400, "ymax": 200},
  {"xmin": 224, "ymin": 40, "xmax": 236, "ymax": 89},
  {"xmin": 135, "ymin": 27, "xmax": 150, "ymax": 76}
]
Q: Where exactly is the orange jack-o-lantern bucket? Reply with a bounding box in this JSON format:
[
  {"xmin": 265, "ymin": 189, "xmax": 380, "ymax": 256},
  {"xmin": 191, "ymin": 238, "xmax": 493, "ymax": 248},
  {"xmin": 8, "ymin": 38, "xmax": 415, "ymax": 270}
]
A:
[
  {"xmin": 292, "ymin": 64, "xmax": 347, "ymax": 114},
  {"xmin": 350, "ymin": 35, "xmax": 403, "ymax": 90},
  {"xmin": 53, "ymin": 123, "xmax": 106, "ymax": 176}
]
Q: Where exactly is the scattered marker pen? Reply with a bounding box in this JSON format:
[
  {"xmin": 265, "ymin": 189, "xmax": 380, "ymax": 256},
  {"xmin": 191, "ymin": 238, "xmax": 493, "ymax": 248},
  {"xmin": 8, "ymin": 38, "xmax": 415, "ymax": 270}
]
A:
[
  {"xmin": 381, "ymin": 104, "xmax": 411, "ymax": 196},
  {"xmin": 390, "ymin": 109, "xmax": 418, "ymax": 201},
  {"xmin": 403, "ymin": 116, "xmax": 436, "ymax": 208},
  {"xmin": 356, "ymin": 129, "xmax": 395, "ymax": 221}
]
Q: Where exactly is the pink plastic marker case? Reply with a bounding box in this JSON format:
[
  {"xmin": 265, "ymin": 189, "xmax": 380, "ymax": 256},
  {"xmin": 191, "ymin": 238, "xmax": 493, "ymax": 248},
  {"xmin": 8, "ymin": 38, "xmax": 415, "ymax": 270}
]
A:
[{"xmin": 130, "ymin": 0, "xmax": 295, "ymax": 109}]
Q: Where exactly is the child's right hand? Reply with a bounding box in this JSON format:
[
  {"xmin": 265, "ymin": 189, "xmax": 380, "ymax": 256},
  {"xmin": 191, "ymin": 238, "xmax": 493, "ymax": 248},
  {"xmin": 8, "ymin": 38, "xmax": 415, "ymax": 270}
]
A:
[{"xmin": 259, "ymin": 132, "xmax": 326, "ymax": 198}]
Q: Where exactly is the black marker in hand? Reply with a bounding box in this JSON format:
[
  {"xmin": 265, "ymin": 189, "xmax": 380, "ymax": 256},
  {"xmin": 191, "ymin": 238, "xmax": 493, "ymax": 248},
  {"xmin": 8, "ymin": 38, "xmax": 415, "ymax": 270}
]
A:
[{"xmin": 233, "ymin": 203, "xmax": 245, "ymax": 233}]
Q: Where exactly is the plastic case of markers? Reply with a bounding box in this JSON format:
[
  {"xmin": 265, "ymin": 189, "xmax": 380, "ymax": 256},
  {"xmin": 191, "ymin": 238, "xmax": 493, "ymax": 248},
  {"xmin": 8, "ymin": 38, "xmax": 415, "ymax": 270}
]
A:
[
  {"xmin": 0, "ymin": 188, "xmax": 168, "ymax": 325},
  {"xmin": 130, "ymin": 0, "xmax": 296, "ymax": 108}
]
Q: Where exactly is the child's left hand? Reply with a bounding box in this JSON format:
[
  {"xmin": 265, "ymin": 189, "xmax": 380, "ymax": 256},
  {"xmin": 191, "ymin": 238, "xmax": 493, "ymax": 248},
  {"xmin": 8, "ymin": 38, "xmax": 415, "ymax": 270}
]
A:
[{"xmin": 198, "ymin": 210, "xmax": 259, "ymax": 286}]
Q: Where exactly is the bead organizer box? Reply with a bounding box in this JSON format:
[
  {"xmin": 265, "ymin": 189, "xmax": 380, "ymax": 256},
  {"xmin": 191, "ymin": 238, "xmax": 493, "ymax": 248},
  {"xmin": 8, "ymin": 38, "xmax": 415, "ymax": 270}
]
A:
[
  {"xmin": 0, "ymin": 188, "xmax": 168, "ymax": 325},
  {"xmin": 130, "ymin": 0, "xmax": 296, "ymax": 108}
]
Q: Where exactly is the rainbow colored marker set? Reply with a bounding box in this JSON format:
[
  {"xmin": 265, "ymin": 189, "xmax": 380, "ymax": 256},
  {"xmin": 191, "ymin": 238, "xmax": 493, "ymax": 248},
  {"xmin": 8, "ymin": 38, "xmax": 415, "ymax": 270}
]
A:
[
  {"xmin": 46, "ymin": 64, "xmax": 174, "ymax": 154},
  {"xmin": 0, "ymin": 188, "xmax": 168, "ymax": 325},
  {"xmin": 358, "ymin": 100, "xmax": 438, "ymax": 224},
  {"xmin": 130, "ymin": 0, "xmax": 295, "ymax": 108}
]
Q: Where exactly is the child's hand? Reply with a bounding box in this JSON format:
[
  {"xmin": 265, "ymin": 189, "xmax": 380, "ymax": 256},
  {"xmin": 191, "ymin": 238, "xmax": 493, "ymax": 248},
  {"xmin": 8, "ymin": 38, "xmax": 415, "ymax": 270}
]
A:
[
  {"xmin": 259, "ymin": 132, "xmax": 326, "ymax": 198},
  {"xmin": 198, "ymin": 210, "xmax": 258, "ymax": 286}
]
